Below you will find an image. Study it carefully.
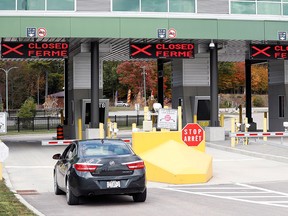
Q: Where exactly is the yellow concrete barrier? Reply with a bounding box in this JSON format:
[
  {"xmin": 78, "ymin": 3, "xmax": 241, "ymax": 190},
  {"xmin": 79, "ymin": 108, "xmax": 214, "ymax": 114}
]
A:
[{"xmin": 132, "ymin": 131, "xmax": 212, "ymax": 184}]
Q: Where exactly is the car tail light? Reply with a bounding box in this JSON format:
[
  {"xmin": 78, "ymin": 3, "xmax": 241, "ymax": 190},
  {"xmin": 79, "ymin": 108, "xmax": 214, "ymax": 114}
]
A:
[
  {"xmin": 123, "ymin": 161, "xmax": 145, "ymax": 170},
  {"xmin": 74, "ymin": 163, "xmax": 100, "ymax": 172}
]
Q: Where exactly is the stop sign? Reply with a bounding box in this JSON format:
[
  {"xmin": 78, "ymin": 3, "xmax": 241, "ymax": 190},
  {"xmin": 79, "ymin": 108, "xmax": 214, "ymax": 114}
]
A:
[
  {"xmin": 0, "ymin": 141, "xmax": 9, "ymax": 162},
  {"xmin": 182, "ymin": 123, "xmax": 204, "ymax": 146}
]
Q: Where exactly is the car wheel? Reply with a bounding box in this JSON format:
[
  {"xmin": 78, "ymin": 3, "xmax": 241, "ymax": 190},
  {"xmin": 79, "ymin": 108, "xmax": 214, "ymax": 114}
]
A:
[
  {"xmin": 132, "ymin": 188, "xmax": 147, "ymax": 202},
  {"xmin": 54, "ymin": 172, "xmax": 64, "ymax": 195},
  {"xmin": 66, "ymin": 180, "xmax": 79, "ymax": 205}
]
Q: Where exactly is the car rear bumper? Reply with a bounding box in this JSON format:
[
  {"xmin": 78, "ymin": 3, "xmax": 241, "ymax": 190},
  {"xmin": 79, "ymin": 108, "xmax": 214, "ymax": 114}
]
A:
[{"xmin": 69, "ymin": 173, "xmax": 146, "ymax": 197}]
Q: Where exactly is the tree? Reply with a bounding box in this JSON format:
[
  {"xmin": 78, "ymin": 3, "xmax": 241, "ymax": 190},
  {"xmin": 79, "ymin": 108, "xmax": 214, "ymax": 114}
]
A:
[
  {"xmin": 103, "ymin": 61, "xmax": 120, "ymax": 99},
  {"xmin": 17, "ymin": 97, "xmax": 36, "ymax": 118},
  {"xmin": 116, "ymin": 61, "xmax": 158, "ymax": 102},
  {"xmin": 251, "ymin": 64, "xmax": 268, "ymax": 94}
]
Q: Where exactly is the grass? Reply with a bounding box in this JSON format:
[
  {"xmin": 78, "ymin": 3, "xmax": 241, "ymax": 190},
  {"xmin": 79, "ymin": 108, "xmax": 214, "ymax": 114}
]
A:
[{"xmin": 0, "ymin": 179, "xmax": 36, "ymax": 216}]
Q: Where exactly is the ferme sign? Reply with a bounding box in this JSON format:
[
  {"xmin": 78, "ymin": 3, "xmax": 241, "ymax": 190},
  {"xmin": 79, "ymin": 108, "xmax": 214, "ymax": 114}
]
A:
[
  {"xmin": 130, "ymin": 43, "xmax": 194, "ymax": 59},
  {"xmin": 1, "ymin": 42, "xmax": 69, "ymax": 58},
  {"xmin": 250, "ymin": 44, "xmax": 288, "ymax": 60}
]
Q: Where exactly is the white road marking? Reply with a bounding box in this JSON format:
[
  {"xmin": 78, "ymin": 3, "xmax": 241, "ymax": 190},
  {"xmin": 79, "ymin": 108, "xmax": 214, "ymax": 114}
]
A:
[
  {"xmin": 162, "ymin": 183, "xmax": 288, "ymax": 208},
  {"xmin": 5, "ymin": 166, "xmax": 53, "ymax": 169}
]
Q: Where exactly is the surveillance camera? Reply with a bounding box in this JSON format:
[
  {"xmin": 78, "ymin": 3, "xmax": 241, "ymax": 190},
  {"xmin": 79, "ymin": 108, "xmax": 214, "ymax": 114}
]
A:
[
  {"xmin": 245, "ymin": 124, "xmax": 250, "ymax": 128},
  {"xmin": 209, "ymin": 42, "xmax": 215, "ymax": 48},
  {"xmin": 283, "ymin": 122, "xmax": 288, "ymax": 127}
]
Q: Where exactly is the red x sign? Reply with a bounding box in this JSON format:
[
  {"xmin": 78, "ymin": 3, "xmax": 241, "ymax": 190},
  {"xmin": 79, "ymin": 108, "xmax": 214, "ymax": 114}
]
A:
[
  {"xmin": 130, "ymin": 44, "xmax": 152, "ymax": 57},
  {"xmin": 2, "ymin": 44, "xmax": 24, "ymax": 56},
  {"xmin": 251, "ymin": 46, "xmax": 271, "ymax": 57}
]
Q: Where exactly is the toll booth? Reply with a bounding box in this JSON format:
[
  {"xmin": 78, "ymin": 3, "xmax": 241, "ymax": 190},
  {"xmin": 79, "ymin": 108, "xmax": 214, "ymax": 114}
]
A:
[
  {"xmin": 81, "ymin": 99, "xmax": 109, "ymax": 138},
  {"xmin": 190, "ymin": 96, "xmax": 211, "ymax": 127}
]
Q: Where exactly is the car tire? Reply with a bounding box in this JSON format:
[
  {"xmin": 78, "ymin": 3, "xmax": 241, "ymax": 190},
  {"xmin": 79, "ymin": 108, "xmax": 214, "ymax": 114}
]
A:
[
  {"xmin": 66, "ymin": 180, "xmax": 79, "ymax": 205},
  {"xmin": 132, "ymin": 188, "xmax": 147, "ymax": 202},
  {"xmin": 54, "ymin": 172, "xmax": 64, "ymax": 195}
]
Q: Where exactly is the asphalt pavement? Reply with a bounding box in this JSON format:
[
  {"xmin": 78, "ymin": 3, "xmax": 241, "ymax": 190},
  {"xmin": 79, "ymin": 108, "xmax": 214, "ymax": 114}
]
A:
[{"xmin": 1, "ymin": 126, "xmax": 288, "ymax": 215}]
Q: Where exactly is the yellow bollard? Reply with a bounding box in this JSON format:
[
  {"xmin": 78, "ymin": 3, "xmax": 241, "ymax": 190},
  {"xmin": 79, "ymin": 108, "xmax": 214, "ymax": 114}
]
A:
[
  {"xmin": 244, "ymin": 117, "xmax": 248, "ymax": 145},
  {"xmin": 78, "ymin": 118, "xmax": 82, "ymax": 140},
  {"xmin": 144, "ymin": 106, "xmax": 149, "ymax": 121},
  {"xmin": 132, "ymin": 123, "xmax": 136, "ymax": 131},
  {"xmin": 178, "ymin": 106, "xmax": 182, "ymax": 131},
  {"xmin": 60, "ymin": 109, "xmax": 64, "ymax": 125},
  {"xmin": 231, "ymin": 118, "xmax": 235, "ymax": 147},
  {"xmin": 99, "ymin": 123, "xmax": 104, "ymax": 139},
  {"xmin": 263, "ymin": 112, "xmax": 267, "ymax": 141},
  {"xmin": 113, "ymin": 123, "xmax": 118, "ymax": 138},
  {"xmin": 0, "ymin": 162, "xmax": 2, "ymax": 181},
  {"xmin": 220, "ymin": 114, "xmax": 224, "ymax": 127},
  {"xmin": 193, "ymin": 115, "xmax": 197, "ymax": 124},
  {"xmin": 107, "ymin": 118, "xmax": 111, "ymax": 138}
]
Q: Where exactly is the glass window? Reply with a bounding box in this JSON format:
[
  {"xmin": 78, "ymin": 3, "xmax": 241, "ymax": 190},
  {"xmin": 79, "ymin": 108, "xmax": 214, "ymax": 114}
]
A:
[
  {"xmin": 170, "ymin": 0, "xmax": 195, "ymax": 12},
  {"xmin": 112, "ymin": 0, "xmax": 140, "ymax": 11},
  {"xmin": 47, "ymin": 0, "xmax": 74, "ymax": 11},
  {"xmin": 142, "ymin": 0, "xmax": 167, "ymax": 12},
  {"xmin": 257, "ymin": 2, "xmax": 281, "ymax": 15},
  {"xmin": 283, "ymin": 3, "xmax": 288, "ymax": 15},
  {"xmin": 0, "ymin": 0, "xmax": 15, "ymax": 10},
  {"xmin": 231, "ymin": 2, "xmax": 256, "ymax": 14},
  {"xmin": 17, "ymin": 0, "xmax": 45, "ymax": 10}
]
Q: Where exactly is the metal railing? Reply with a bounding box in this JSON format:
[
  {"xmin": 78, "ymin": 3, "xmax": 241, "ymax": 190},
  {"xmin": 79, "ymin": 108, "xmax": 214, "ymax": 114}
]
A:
[{"xmin": 6, "ymin": 115, "xmax": 144, "ymax": 132}]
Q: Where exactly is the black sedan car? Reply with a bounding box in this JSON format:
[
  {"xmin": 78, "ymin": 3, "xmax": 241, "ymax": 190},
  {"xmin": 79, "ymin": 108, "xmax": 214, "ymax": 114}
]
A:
[{"xmin": 52, "ymin": 139, "xmax": 146, "ymax": 205}]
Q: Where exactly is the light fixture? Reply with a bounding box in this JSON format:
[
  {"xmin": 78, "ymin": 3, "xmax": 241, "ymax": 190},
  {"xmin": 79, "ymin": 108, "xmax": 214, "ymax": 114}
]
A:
[{"xmin": 209, "ymin": 39, "xmax": 215, "ymax": 48}]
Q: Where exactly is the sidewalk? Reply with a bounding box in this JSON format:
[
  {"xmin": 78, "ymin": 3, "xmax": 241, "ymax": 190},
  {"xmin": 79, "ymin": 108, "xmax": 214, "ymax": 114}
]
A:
[{"xmin": 206, "ymin": 136, "xmax": 288, "ymax": 164}]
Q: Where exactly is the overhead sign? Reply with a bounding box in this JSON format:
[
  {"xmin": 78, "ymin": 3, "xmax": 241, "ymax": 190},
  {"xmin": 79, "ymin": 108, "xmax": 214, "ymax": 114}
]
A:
[
  {"xmin": 1, "ymin": 42, "xmax": 69, "ymax": 58},
  {"xmin": 0, "ymin": 112, "xmax": 7, "ymax": 134},
  {"xmin": 182, "ymin": 123, "xmax": 204, "ymax": 146},
  {"xmin": 157, "ymin": 29, "xmax": 167, "ymax": 39},
  {"xmin": 157, "ymin": 108, "xmax": 178, "ymax": 130},
  {"xmin": 168, "ymin": 28, "xmax": 177, "ymax": 39},
  {"xmin": 37, "ymin": 27, "xmax": 47, "ymax": 37},
  {"xmin": 130, "ymin": 43, "xmax": 194, "ymax": 59},
  {"xmin": 27, "ymin": 27, "xmax": 36, "ymax": 37},
  {"xmin": 250, "ymin": 44, "xmax": 288, "ymax": 60},
  {"xmin": 278, "ymin": 32, "xmax": 287, "ymax": 41}
]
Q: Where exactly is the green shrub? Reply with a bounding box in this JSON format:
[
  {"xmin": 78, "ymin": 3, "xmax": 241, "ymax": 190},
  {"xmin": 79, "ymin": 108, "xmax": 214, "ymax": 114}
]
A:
[
  {"xmin": 253, "ymin": 96, "xmax": 265, "ymax": 107},
  {"xmin": 17, "ymin": 97, "xmax": 36, "ymax": 128}
]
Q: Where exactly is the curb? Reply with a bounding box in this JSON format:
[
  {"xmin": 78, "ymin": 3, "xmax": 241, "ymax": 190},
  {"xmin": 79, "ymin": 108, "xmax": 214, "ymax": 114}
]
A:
[
  {"xmin": 206, "ymin": 142, "xmax": 288, "ymax": 164},
  {"xmin": 2, "ymin": 166, "xmax": 45, "ymax": 216}
]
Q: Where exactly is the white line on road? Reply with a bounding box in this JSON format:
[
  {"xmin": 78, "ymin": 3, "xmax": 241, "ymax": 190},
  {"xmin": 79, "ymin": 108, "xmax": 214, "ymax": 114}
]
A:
[{"xmin": 5, "ymin": 166, "xmax": 54, "ymax": 169}]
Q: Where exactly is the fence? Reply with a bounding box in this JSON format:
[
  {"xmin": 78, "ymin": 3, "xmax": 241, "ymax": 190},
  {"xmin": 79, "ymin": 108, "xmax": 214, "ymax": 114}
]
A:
[{"xmin": 6, "ymin": 115, "xmax": 144, "ymax": 132}]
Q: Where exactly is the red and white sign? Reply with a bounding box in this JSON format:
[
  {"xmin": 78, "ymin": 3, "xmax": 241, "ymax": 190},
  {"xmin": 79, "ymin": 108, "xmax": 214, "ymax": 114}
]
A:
[
  {"xmin": 182, "ymin": 123, "xmax": 204, "ymax": 146},
  {"xmin": 168, "ymin": 28, "xmax": 177, "ymax": 39},
  {"xmin": 38, "ymin": 27, "xmax": 47, "ymax": 37}
]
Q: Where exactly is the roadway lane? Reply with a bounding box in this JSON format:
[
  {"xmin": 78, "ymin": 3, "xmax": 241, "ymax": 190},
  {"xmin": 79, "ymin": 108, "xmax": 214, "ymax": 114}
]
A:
[{"xmin": 3, "ymin": 139, "xmax": 288, "ymax": 216}]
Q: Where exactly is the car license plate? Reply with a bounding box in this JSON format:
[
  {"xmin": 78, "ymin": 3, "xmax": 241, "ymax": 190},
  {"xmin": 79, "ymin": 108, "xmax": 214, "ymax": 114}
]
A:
[{"xmin": 107, "ymin": 180, "xmax": 121, "ymax": 188}]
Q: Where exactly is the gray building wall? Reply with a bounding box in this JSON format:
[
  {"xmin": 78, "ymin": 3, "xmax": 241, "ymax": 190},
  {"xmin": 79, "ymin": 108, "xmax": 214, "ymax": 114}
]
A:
[
  {"xmin": 172, "ymin": 54, "xmax": 210, "ymax": 126},
  {"xmin": 268, "ymin": 60, "xmax": 288, "ymax": 131}
]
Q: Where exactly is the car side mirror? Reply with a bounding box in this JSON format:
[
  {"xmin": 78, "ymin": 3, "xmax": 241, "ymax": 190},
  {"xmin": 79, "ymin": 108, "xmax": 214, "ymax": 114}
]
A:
[{"xmin": 52, "ymin": 153, "xmax": 61, "ymax": 160}]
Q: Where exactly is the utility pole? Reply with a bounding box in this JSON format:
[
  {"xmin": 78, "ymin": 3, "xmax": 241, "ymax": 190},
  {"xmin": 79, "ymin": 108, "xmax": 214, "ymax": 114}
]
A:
[
  {"xmin": 0, "ymin": 67, "xmax": 18, "ymax": 112},
  {"xmin": 141, "ymin": 66, "xmax": 147, "ymax": 106}
]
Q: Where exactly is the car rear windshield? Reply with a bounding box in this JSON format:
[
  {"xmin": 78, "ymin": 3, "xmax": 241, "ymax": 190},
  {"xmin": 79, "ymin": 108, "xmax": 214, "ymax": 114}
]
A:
[{"xmin": 78, "ymin": 140, "xmax": 133, "ymax": 157}]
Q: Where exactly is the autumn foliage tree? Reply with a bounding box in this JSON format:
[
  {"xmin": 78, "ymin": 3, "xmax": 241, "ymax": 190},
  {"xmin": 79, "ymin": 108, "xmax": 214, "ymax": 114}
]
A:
[
  {"xmin": 116, "ymin": 61, "xmax": 159, "ymax": 102},
  {"xmin": 218, "ymin": 62, "xmax": 268, "ymax": 94}
]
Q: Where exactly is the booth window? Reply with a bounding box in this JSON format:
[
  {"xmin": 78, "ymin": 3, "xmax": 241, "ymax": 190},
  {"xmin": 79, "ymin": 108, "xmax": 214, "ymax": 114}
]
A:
[
  {"xmin": 279, "ymin": 95, "xmax": 285, "ymax": 118},
  {"xmin": 17, "ymin": 0, "xmax": 45, "ymax": 10}
]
